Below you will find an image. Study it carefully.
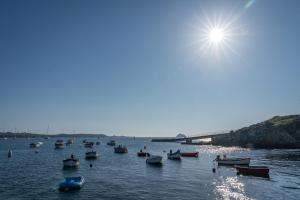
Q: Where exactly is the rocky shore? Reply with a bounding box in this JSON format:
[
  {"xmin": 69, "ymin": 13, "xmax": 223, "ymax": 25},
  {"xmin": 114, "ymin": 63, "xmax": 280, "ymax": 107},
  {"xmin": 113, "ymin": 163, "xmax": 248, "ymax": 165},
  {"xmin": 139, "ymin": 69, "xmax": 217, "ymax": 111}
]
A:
[{"xmin": 211, "ymin": 115, "xmax": 300, "ymax": 149}]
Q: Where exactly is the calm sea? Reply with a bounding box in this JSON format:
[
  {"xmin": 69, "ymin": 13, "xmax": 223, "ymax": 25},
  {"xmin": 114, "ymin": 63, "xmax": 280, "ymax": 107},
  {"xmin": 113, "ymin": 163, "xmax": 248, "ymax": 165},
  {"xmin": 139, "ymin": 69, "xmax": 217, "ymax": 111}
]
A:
[{"xmin": 0, "ymin": 137, "xmax": 299, "ymax": 200}]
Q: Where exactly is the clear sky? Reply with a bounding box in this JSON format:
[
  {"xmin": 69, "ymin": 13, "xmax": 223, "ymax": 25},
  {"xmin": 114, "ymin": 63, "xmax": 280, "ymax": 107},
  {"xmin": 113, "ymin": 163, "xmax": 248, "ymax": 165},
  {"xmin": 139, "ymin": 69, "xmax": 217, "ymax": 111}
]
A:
[{"xmin": 1, "ymin": 0, "xmax": 300, "ymax": 136}]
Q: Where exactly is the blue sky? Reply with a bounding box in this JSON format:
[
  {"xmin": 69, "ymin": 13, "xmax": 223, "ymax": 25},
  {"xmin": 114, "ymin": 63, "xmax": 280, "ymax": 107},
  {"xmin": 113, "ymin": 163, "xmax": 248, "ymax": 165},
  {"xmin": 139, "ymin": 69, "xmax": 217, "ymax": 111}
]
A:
[{"xmin": 1, "ymin": 0, "xmax": 300, "ymax": 136}]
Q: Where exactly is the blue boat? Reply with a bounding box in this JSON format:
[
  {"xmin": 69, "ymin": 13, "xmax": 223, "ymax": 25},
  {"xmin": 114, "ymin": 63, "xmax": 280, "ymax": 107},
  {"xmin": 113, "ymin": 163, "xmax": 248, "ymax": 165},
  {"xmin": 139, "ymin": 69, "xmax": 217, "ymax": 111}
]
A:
[{"xmin": 59, "ymin": 176, "xmax": 85, "ymax": 191}]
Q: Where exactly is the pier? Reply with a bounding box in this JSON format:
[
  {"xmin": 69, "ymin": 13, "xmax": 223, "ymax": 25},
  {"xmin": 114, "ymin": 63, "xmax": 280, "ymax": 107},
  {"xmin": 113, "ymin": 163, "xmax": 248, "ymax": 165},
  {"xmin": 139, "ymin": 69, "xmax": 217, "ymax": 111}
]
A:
[{"xmin": 151, "ymin": 132, "xmax": 228, "ymax": 143}]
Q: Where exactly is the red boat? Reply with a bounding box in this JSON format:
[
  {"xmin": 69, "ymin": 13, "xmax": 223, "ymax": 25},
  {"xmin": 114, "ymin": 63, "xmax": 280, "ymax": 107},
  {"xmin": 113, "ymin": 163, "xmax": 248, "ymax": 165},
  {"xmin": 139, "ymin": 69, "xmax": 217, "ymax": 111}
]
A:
[
  {"xmin": 180, "ymin": 152, "xmax": 199, "ymax": 157},
  {"xmin": 235, "ymin": 165, "xmax": 269, "ymax": 176}
]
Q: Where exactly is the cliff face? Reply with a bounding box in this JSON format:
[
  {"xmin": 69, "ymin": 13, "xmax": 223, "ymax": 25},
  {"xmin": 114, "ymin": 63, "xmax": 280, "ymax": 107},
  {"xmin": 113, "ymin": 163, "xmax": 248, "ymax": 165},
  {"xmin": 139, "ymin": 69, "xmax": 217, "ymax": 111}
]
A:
[{"xmin": 211, "ymin": 115, "xmax": 300, "ymax": 149}]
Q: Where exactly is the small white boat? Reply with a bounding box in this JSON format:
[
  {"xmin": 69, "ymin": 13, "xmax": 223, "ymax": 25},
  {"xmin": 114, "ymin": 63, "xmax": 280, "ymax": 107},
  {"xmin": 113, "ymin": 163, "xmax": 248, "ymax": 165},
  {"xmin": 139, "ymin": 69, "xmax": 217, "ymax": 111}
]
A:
[
  {"xmin": 85, "ymin": 150, "xmax": 99, "ymax": 159},
  {"xmin": 55, "ymin": 140, "xmax": 65, "ymax": 149},
  {"xmin": 167, "ymin": 150, "xmax": 181, "ymax": 160},
  {"xmin": 63, "ymin": 155, "xmax": 80, "ymax": 168},
  {"xmin": 146, "ymin": 155, "xmax": 163, "ymax": 164},
  {"xmin": 8, "ymin": 149, "xmax": 12, "ymax": 158},
  {"xmin": 215, "ymin": 155, "xmax": 250, "ymax": 165},
  {"xmin": 30, "ymin": 142, "xmax": 41, "ymax": 148}
]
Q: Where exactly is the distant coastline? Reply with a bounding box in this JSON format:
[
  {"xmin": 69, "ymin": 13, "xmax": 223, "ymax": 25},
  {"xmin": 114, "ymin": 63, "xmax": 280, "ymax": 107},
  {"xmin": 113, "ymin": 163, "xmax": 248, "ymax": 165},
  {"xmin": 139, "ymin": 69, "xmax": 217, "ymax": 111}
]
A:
[{"xmin": 0, "ymin": 132, "xmax": 107, "ymax": 138}]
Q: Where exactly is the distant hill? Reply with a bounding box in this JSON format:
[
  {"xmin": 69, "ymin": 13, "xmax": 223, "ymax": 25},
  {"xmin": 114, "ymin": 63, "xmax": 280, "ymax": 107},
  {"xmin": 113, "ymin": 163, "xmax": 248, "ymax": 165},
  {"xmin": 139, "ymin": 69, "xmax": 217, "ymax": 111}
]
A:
[
  {"xmin": 212, "ymin": 115, "xmax": 300, "ymax": 149},
  {"xmin": 0, "ymin": 132, "xmax": 107, "ymax": 138}
]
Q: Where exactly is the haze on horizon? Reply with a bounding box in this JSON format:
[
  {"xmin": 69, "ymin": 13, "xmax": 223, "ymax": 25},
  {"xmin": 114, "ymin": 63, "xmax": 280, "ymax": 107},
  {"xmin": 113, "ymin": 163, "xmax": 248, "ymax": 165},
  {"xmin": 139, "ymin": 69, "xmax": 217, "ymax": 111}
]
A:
[{"xmin": 1, "ymin": 0, "xmax": 300, "ymax": 137}]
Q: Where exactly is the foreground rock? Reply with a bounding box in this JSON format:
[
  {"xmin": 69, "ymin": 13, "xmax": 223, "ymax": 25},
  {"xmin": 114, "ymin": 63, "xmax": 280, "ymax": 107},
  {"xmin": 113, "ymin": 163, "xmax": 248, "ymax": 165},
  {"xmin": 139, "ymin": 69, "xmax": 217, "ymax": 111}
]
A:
[{"xmin": 211, "ymin": 115, "xmax": 300, "ymax": 149}]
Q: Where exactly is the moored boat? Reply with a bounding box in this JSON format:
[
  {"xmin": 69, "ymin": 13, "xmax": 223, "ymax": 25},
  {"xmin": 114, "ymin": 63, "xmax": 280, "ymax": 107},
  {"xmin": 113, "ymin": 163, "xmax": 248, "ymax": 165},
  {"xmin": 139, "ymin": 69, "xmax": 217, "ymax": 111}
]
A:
[
  {"xmin": 114, "ymin": 145, "xmax": 128, "ymax": 153},
  {"xmin": 235, "ymin": 165, "xmax": 269, "ymax": 176},
  {"xmin": 63, "ymin": 155, "xmax": 80, "ymax": 168},
  {"xmin": 180, "ymin": 152, "xmax": 199, "ymax": 157},
  {"xmin": 167, "ymin": 150, "xmax": 181, "ymax": 160},
  {"xmin": 84, "ymin": 142, "xmax": 94, "ymax": 148},
  {"xmin": 96, "ymin": 141, "xmax": 100, "ymax": 145},
  {"xmin": 215, "ymin": 155, "xmax": 250, "ymax": 165},
  {"xmin": 66, "ymin": 139, "xmax": 74, "ymax": 145},
  {"xmin": 59, "ymin": 176, "xmax": 85, "ymax": 191},
  {"xmin": 55, "ymin": 140, "xmax": 65, "ymax": 149},
  {"xmin": 30, "ymin": 142, "xmax": 41, "ymax": 148},
  {"xmin": 146, "ymin": 155, "xmax": 163, "ymax": 165},
  {"xmin": 107, "ymin": 140, "xmax": 116, "ymax": 146},
  {"xmin": 137, "ymin": 149, "xmax": 150, "ymax": 157},
  {"xmin": 85, "ymin": 150, "xmax": 99, "ymax": 159}
]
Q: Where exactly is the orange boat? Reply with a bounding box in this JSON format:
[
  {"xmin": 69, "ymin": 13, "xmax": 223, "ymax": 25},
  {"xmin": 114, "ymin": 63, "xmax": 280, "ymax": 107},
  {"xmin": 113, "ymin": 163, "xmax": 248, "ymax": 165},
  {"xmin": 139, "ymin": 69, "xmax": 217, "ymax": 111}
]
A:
[{"xmin": 180, "ymin": 152, "xmax": 199, "ymax": 157}]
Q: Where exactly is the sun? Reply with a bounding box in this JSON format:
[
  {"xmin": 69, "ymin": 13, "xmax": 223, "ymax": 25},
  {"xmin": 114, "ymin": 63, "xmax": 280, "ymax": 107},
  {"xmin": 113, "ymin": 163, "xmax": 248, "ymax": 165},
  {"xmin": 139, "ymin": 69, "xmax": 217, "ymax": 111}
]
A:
[
  {"xmin": 208, "ymin": 27, "xmax": 225, "ymax": 45},
  {"xmin": 191, "ymin": 17, "xmax": 240, "ymax": 59}
]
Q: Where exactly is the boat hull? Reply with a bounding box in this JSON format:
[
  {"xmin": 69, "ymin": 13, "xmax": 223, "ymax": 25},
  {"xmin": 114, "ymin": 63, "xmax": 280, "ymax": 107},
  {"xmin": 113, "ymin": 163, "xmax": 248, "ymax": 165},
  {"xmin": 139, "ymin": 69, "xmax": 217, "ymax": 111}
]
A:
[
  {"xmin": 63, "ymin": 160, "xmax": 80, "ymax": 168},
  {"xmin": 85, "ymin": 152, "xmax": 99, "ymax": 159},
  {"xmin": 137, "ymin": 152, "xmax": 149, "ymax": 157},
  {"xmin": 59, "ymin": 176, "xmax": 84, "ymax": 191},
  {"xmin": 55, "ymin": 145, "xmax": 64, "ymax": 149},
  {"xmin": 167, "ymin": 153, "xmax": 181, "ymax": 160},
  {"xmin": 55, "ymin": 140, "xmax": 65, "ymax": 149},
  {"xmin": 180, "ymin": 152, "xmax": 199, "ymax": 157},
  {"xmin": 146, "ymin": 156, "xmax": 162, "ymax": 164},
  {"xmin": 236, "ymin": 165, "xmax": 269, "ymax": 177}
]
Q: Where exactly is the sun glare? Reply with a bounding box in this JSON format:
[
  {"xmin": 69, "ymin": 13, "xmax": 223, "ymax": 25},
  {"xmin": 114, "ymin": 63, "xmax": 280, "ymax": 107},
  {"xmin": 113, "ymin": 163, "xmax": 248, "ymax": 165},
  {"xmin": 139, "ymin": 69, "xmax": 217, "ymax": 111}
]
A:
[
  {"xmin": 190, "ymin": 12, "xmax": 243, "ymax": 59},
  {"xmin": 208, "ymin": 28, "xmax": 225, "ymax": 45}
]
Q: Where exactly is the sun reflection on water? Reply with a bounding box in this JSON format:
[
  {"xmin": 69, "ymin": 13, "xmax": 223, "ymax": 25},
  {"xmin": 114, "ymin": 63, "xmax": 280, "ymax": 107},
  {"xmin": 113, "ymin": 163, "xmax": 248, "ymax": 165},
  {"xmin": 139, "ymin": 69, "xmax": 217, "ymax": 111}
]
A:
[{"xmin": 214, "ymin": 176, "xmax": 253, "ymax": 200}]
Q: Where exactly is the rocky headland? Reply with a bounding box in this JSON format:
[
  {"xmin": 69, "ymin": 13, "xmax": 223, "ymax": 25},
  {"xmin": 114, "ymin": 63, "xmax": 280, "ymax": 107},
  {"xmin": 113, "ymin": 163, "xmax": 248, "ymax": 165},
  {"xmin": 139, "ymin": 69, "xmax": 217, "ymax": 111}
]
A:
[{"xmin": 211, "ymin": 115, "xmax": 300, "ymax": 149}]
